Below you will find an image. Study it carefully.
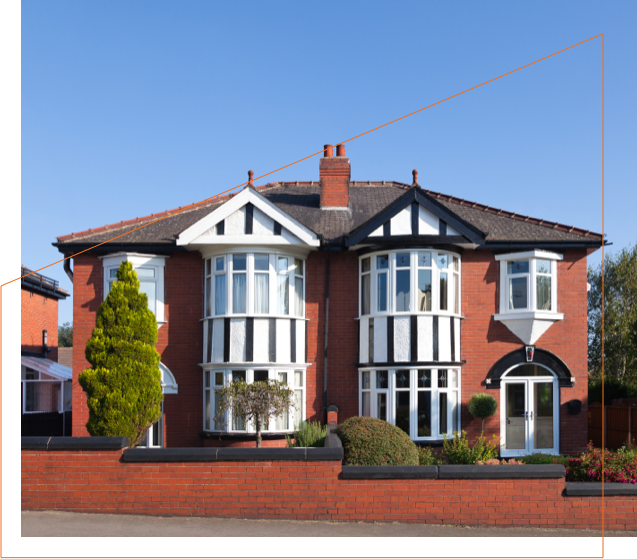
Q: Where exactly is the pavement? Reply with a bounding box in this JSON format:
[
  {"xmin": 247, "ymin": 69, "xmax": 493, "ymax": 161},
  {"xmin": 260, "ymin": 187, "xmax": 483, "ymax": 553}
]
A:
[{"xmin": 21, "ymin": 511, "xmax": 637, "ymax": 538}]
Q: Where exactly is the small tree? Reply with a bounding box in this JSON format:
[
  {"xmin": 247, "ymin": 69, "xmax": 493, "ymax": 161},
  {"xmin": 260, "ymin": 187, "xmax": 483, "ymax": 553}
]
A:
[
  {"xmin": 58, "ymin": 322, "xmax": 73, "ymax": 347},
  {"xmin": 216, "ymin": 379, "xmax": 295, "ymax": 447},
  {"xmin": 78, "ymin": 261, "xmax": 163, "ymax": 448},
  {"xmin": 468, "ymin": 393, "xmax": 498, "ymax": 434}
]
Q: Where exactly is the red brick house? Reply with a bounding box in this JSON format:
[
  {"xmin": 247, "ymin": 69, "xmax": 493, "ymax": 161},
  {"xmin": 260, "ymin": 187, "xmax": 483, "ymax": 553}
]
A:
[{"xmin": 54, "ymin": 146, "xmax": 602, "ymax": 454}]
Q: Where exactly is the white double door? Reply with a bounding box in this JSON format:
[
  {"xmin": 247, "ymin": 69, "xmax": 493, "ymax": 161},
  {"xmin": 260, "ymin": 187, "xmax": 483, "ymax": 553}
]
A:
[{"xmin": 500, "ymin": 377, "xmax": 558, "ymax": 457}]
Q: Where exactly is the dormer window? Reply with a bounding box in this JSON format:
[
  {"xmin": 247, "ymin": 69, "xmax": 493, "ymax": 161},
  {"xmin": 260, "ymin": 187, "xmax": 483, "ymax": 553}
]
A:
[{"xmin": 495, "ymin": 250, "xmax": 562, "ymax": 316}]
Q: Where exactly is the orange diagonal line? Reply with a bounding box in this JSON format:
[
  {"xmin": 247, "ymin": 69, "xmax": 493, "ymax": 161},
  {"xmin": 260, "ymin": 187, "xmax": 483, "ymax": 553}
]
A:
[{"xmin": 2, "ymin": 33, "xmax": 602, "ymax": 289}]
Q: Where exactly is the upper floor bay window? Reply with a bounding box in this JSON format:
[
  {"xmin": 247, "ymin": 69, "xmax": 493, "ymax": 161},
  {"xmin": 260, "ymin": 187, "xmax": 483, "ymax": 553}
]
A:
[
  {"xmin": 495, "ymin": 250, "xmax": 562, "ymax": 316},
  {"xmin": 101, "ymin": 253, "xmax": 167, "ymax": 323},
  {"xmin": 204, "ymin": 252, "xmax": 305, "ymax": 319},
  {"xmin": 359, "ymin": 250, "xmax": 461, "ymax": 317}
]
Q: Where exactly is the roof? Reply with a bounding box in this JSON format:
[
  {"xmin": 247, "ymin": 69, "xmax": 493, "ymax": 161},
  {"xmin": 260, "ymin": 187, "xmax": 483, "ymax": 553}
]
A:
[
  {"xmin": 54, "ymin": 181, "xmax": 603, "ymax": 250},
  {"xmin": 21, "ymin": 265, "xmax": 69, "ymax": 299},
  {"xmin": 21, "ymin": 356, "xmax": 72, "ymax": 381}
]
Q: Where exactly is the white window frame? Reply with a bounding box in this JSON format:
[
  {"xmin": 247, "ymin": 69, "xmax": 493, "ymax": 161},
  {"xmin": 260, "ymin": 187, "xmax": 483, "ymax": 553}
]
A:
[
  {"xmin": 358, "ymin": 250, "xmax": 462, "ymax": 318},
  {"xmin": 359, "ymin": 367, "xmax": 461, "ymax": 441},
  {"xmin": 100, "ymin": 252, "xmax": 168, "ymax": 324},
  {"xmin": 202, "ymin": 367, "xmax": 306, "ymax": 434},
  {"xmin": 494, "ymin": 250, "xmax": 563, "ymax": 320}
]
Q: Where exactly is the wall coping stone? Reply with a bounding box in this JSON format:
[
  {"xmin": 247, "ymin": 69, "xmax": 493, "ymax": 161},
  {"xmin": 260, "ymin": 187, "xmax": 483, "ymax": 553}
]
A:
[
  {"xmin": 342, "ymin": 466, "xmax": 438, "ymax": 479},
  {"xmin": 565, "ymin": 482, "xmax": 637, "ymax": 496},
  {"xmin": 438, "ymin": 464, "xmax": 566, "ymax": 479},
  {"xmin": 21, "ymin": 436, "xmax": 129, "ymax": 450}
]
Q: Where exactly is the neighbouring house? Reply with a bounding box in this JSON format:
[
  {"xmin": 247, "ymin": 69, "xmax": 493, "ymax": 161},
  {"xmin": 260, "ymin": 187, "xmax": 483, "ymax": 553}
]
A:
[
  {"xmin": 54, "ymin": 145, "xmax": 603, "ymax": 454},
  {"xmin": 21, "ymin": 265, "xmax": 72, "ymax": 436}
]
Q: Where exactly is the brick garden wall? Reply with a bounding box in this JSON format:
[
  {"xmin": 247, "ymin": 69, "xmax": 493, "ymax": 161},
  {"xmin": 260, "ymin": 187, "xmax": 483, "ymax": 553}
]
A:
[
  {"xmin": 21, "ymin": 448, "xmax": 636, "ymax": 530},
  {"xmin": 21, "ymin": 288, "xmax": 59, "ymax": 362}
]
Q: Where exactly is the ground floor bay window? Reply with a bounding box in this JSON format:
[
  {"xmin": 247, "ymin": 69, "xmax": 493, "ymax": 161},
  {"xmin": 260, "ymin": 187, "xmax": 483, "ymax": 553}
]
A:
[
  {"xmin": 359, "ymin": 368, "xmax": 460, "ymax": 441},
  {"xmin": 202, "ymin": 367, "xmax": 306, "ymax": 435}
]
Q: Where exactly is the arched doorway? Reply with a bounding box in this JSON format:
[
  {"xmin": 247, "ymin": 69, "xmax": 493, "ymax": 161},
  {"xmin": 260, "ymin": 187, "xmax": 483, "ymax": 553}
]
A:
[{"xmin": 500, "ymin": 363, "xmax": 559, "ymax": 457}]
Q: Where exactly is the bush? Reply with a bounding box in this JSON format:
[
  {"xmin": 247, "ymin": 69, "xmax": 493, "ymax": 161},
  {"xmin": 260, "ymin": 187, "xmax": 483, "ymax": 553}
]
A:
[
  {"xmin": 588, "ymin": 377, "xmax": 637, "ymax": 405},
  {"xmin": 418, "ymin": 446, "xmax": 445, "ymax": 466},
  {"xmin": 442, "ymin": 431, "xmax": 500, "ymax": 464},
  {"xmin": 467, "ymin": 393, "xmax": 498, "ymax": 433},
  {"xmin": 336, "ymin": 417, "xmax": 419, "ymax": 466},
  {"xmin": 519, "ymin": 453, "xmax": 569, "ymax": 465},
  {"xmin": 286, "ymin": 420, "xmax": 326, "ymax": 448},
  {"xmin": 566, "ymin": 443, "xmax": 637, "ymax": 483}
]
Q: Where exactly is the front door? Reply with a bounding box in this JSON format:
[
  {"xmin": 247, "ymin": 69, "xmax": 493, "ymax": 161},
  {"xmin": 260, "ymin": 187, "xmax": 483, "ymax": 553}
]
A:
[{"xmin": 501, "ymin": 377, "xmax": 558, "ymax": 456}]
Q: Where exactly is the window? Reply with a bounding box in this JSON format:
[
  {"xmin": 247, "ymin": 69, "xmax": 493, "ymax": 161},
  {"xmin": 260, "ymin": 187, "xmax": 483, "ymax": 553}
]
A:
[
  {"xmin": 101, "ymin": 253, "xmax": 167, "ymax": 323},
  {"xmin": 203, "ymin": 252, "xmax": 306, "ymax": 318},
  {"xmin": 358, "ymin": 250, "xmax": 461, "ymax": 316},
  {"xmin": 202, "ymin": 368, "xmax": 306, "ymax": 433},
  {"xmin": 495, "ymin": 251, "xmax": 562, "ymax": 316},
  {"xmin": 360, "ymin": 368, "xmax": 461, "ymax": 440}
]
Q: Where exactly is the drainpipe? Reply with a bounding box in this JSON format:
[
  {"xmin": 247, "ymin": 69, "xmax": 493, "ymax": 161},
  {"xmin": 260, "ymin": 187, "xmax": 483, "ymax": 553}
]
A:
[
  {"xmin": 323, "ymin": 247, "xmax": 331, "ymax": 423},
  {"xmin": 63, "ymin": 257, "xmax": 73, "ymax": 283}
]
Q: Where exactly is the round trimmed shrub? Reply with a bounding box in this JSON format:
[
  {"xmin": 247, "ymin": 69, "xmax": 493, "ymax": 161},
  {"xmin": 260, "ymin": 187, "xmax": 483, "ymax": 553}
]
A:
[
  {"xmin": 467, "ymin": 393, "xmax": 498, "ymax": 433},
  {"xmin": 336, "ymin": 417, "xmax": 419, "ymax": 466}
]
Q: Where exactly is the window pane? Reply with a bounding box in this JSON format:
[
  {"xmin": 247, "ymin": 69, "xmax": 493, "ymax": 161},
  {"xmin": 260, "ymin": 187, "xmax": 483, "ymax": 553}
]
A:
[
  {"xmin": 377, "ymin": 272, "xmax": 387, "ymax": 312},
  {"xmin": 396, "ymin": 392, "xmax": 410, "ymax": 435},
  {"xmin": 294, "ymin": 371, "xmax": 303, "ymax": 387},
  {"xmin": 361, "ymin": 257, "xmax": 370, "ymax": 273},
  {"xmin": 450, "ymin": 391, "xmax": 459, "ymax": 434},
  {"xmin": 537, "ymin": 276, "xmax": 551, "ymax": 310},
  {"xmin": 278, "ymin": 257, "xmax": 289, "ymax": 272},
  {"xmin": 449, "ymin": 273, "xmax": 456, "ymax": 314},
  {"xmin": 254, "ymin": 273, "xmax": 269, "ymax": 313},
  {"xmin": 205, "ymin": 390, "xmax": 210, "ymax": 430},
  {"xmin": 215, "ymin": 275, "xmax": 226, "ymax": 314},
  {"xmin": 509, "ymin": 277, "xmax": 528, "ymax": 309},
  {"xmin": 277, "ymin": 275, "xmax": 289, "ymax": 315},
  {"xmin": 396, "ymin": 270, "xmax": 411, "ymax": 312},
  {"xmin": 215, "ymin": 372, "xmax": 224, "ymax": 385},
  {"xmin": 362, "ymin": 392, "xmax": 371, "ymax": 417},
  {"xmin": 376, "ymin": 370, "xmax": 388, "ymax": 389},
  {"xmin": 452, "ymin": 256, "xmax": 459, "ymax": 272},
  {"xmin": 295, "ymin": 258, "xmax": 303, "ymax": 276},
  {"xmin": 376, "ymin": 393, "xmax": 387, "ymax": 421},
  {"xmin": 140, "ymin": 281, "xmax": 157, "ymax": 315},
  {"xmin": 396, "ymin": 253, "xmax": 410, "ymax": 268},
  {"xmin": 137, "ymin": 268, "xmax": 155, "ymax": 278},
  {"xmin": 295, "ymin": 277, "xmax": 304, "ymax": 316},
  {"xmin": 109, "ymin": 269, "xmax": 118, "ymax": 278},
  {"xmin": 395, "ymin": 371, "xmax": 410, "ymax": 388},
  {"xmin": 362, "ymin": 371, "xmax": 370, "ymax": 389},
  {"xmin": 439, "ymin": 272, "xmax": 448, "ymax": 311},
  {"xmin": 418, "ymin": 252, "xmax": 431, "ymax": 267},
  {"xmin": 231, "ymin": 371, "xmax": 246, "ymax": 430},
  {"xmin": 205, "ymin": 276, "xmax": 211, "ymax": 316},
  {"xmin": 417, "ymin": 370, "xmax": 431, "ymax": 388},
  {"xmin": 449, "ymin": 370, "xmax": 458, "ymax": 388},
  {"xmin": 276, "ymin": 398, "xmax": 289, "ymax": 431},
  {"xmin": 438, "ymin": 370, "xmax": 448, "ymax": 388},
  {"xmin": 204, "ymin": 371, "xmax": 210, "ymax": 388},
  {"xmin": 454, "ymin": 274, "xmax": 460, "ymax": 314},
  {"xmin": 214, "ymin": 391, "xmax": 225, "ymax": 430},
  {"xmin": 233, "ymin": 254, "xmax": 247, "ymax": 271},
  {"xmin": 294, "ymin": 390, "xmax": 302, "ymax": 429},
  {"xmin": 278, "ymin": 372, "xmax": 288, "ymax": 384},
  {"xmin": 254, "ymin": 370, "xmax": 269, "ymax": 383},
  {"xmin": 232, "ymin": 371, "xmax": 246, "ymax": 382},
  {"xmin": 507, "ymin": 260, "xmax": 529, "ymax": 274},
  {"xmin": 418, "ymin": 269, "xmax": 432, "ymax": 311},
  {"xmin": 437, "ymin": 254, "xmax": 449, "ymax": 269},
  {"xmin": 255, "ymin": 254, "xmax": 269, "ymax": 271},
  {"xmin": 233, "ymin": 273, "xmax": 246, "ymax": 313},
  {"xmin": 216, "ymin": 257, "xmax": 224, "ymax": 272},
  {"xmin": 377, "ymin": 254, "xmax": 388, "ymax": 269},
  {"xmin": 206, "ymin": 259, "xmax": 211, "ymax": 276},
  {"xmin": 439, "ymin": 393, "xmax": 448, "ymax": 435},
  {"xmin": 417, "ymin": 391, "xmax": 432, "ymax": 437},
  {"xmin": 361, "ymin": 274, "xmax": 371, "ymax": 315},
  {"xmin": 536, "ymin": 259, "xmax": 551, "ymax": 274}
]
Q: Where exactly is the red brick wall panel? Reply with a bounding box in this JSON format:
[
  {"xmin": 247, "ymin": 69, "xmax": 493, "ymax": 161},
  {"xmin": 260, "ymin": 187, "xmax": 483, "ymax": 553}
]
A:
[{"xmin": 21, "ymin": 288, "xmax": 60, "ymax": 362}]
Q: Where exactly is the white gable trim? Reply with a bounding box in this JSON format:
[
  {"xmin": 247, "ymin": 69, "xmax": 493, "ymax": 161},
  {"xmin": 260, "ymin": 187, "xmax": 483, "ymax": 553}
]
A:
[{"xmin": 176, "ymin": 188, "xmax": 320, "ymax": 247}]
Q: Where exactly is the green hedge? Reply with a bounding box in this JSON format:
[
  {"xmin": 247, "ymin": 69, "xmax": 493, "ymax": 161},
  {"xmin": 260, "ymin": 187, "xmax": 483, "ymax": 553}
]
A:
[{"xmin": 336, "ymin": 417, "xmax": 419, "ymax": 466}]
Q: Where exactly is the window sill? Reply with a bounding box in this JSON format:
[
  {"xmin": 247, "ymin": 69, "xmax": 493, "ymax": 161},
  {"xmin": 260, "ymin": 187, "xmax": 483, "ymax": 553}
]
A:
[
  {"xmin": 200, "ymin": 315, "xmax": 309, "ymax": 322},
  {"xmin": 493, "ymin": 311, "xmax": 564, "ymax": 322},
  {"xmin": 356, "ymin": 312, "xmax": 465, "ymax": 320}
]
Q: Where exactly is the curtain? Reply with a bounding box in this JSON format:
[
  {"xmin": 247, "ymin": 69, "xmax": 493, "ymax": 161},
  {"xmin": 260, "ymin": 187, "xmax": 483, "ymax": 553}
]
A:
[
  {"xmin": 294, "ymin": 277, "xmax": 304, "ymax": 316},
  {"xmin": 278, "ymin": 275, "xmax": 289, "ymax": 315},
  {"xmin": 254, "ymin": 273, "xmax": 269, "ymax": 313},
  {"xmin": 361, "ymin": 275, "xmax": 370, "ymax": 315},
  {"xmin": 215, "ymin": 275, "xmax": 226, "ymax": 314},
  {"xmin": 233, "ymin": 273, "xmax": 246, "ymax": 313}
]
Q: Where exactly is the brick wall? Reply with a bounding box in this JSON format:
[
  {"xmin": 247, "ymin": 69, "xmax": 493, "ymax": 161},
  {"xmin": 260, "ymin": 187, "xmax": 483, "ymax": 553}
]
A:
[
  {"xmin": 21, "ymin": 288, "xmax": 59, "ymax": 362},
  {"xmin": 21, "ymin": 449, "xmax": 636, "ymax": 529}
]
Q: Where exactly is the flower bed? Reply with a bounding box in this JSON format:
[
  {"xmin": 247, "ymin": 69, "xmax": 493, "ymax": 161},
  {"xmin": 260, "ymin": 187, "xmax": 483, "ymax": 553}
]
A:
[{"xmin": 565, "ymin": 443, "xmax": 637, "ymax": 484}]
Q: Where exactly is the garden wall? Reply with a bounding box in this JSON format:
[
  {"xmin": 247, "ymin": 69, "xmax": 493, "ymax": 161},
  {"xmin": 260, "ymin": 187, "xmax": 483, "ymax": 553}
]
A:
[{"xmin": 21, "ymin": 437, "xmax": 637, "ymax": 530}]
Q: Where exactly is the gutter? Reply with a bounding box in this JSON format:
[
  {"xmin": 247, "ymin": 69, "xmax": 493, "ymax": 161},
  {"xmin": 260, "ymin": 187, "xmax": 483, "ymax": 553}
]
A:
[{"xmin": 63, "ymin": 257, "xmax": 73, "ymax": 283}]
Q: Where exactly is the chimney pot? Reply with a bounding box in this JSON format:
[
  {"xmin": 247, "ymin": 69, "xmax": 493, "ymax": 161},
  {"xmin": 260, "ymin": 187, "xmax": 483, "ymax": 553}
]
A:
[
  {"xmin": 412, "ymin": 169, "xmax": 419, "ymax": 187},
  {"xmin": 336, "ymin": 144, "xmax": 346, "ymax": 157},
  {"xmin": 248, "ymin": 170, "xmax": 254, "ymax": 185},
  {"xmin": 323, "ymin": 144, "xmax": 333, "ymax": 158}
]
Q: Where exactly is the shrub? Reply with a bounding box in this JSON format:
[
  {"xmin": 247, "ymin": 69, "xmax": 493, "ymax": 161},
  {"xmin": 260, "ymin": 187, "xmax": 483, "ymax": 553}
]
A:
[
  {"xmin": 588, "ymin": 377, "xmax": 637, "ymax": 405},
  {"xmin": 566, "ymin": 443, "xmax": 637, "ymax": 483},
  {"xmin": 467, "ymin": 393, "xmax": 498, "ymax": 434},
  {"xmin": 418, "ymin": 446, "xmax": 445, "ymax": 466},
  {"xmin": 78, "ymin": 261, "xmax": 162, "ymax": 448},
  {"xmin": 442, "ymin": 431, "xmax": 500, "ymax": 464},
  {"xmin": 336, "ymin": 417, "xmax": 419, "ymax": 466},
  {"xmin": 286, "ymin": 420, "xmax": 326, "ymax": 448},
  {"xmin": 519, "ymin": 453, "xmax": 569, "ymax": 465}
]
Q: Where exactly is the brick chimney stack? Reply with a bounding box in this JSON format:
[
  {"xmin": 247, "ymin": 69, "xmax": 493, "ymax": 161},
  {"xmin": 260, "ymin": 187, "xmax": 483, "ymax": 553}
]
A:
[{"xmin": 320, "ymin": 144, "xmax": 350, "ymax": 209}]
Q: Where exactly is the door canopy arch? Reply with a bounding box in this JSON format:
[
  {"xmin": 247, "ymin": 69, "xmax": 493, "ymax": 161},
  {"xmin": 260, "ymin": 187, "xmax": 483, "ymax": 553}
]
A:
[{"xmin": 485, "ymin": 348, "xmax": 573, "ymax": 389}]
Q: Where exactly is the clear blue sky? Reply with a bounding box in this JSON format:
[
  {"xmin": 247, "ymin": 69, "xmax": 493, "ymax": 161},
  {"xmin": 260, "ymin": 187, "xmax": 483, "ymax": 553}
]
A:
[{"xmin": 21, "ymin": 1, "xmax": 636, "ymax": 326}]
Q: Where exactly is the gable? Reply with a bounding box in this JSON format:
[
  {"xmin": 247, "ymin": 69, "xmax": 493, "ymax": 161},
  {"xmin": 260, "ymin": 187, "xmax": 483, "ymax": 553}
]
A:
[
  {"xmin": 347, "ymin": 187, "xmax": 483, "ymax": 247},
  {"xmin": 177, "ymin": 187, "xmax": 320, "ymax": 247}
]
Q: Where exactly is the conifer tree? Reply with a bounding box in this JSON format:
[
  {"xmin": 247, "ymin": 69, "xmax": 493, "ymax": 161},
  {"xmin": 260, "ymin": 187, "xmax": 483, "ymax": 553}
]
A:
[{"xmin": 79, "ymin": 261, "xmax": 163, "ymax": 447}]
